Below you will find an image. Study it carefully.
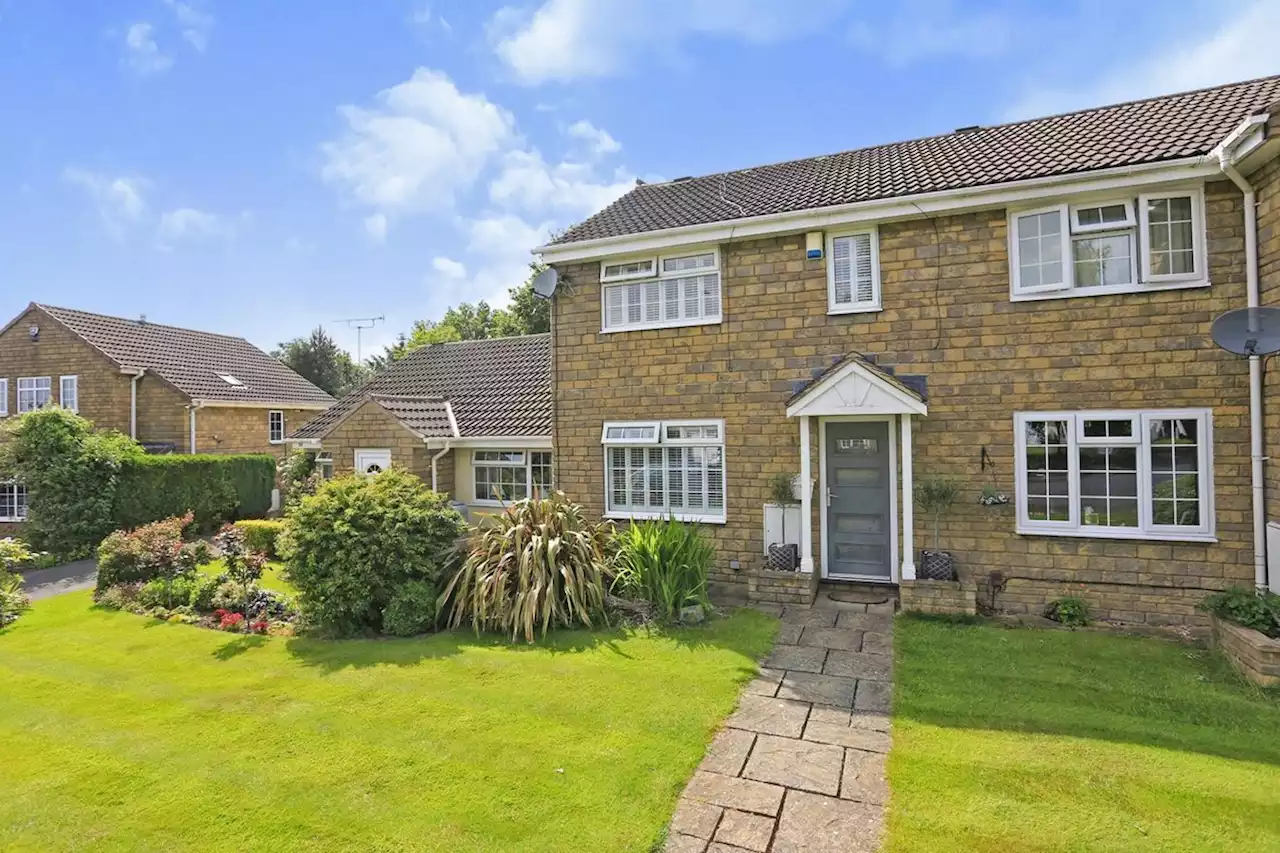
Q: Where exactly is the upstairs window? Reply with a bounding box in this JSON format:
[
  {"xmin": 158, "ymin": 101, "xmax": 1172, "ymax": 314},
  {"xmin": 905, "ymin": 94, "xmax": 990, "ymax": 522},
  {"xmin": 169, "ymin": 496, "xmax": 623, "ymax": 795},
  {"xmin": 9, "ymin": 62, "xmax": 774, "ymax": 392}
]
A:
[
  {"xmin": 602, "ymin": 419, "xmax": 725, "ymax": 522},
  {"xmin": 60, "ymin": 375, "xmax": 78, "ymax": 413},
  {"xmin": 17, "ymin": 377, "xmax": 51, "ymax": 413},
  {"xmin": 601, "ymin": 249, "xmax": 721, "ymax": 332},
  {"xmin": 1009, "ymin": 188, "xmax": 1204, "ymax": 300},
  {"xmin": 827, "ymin": 228, "xmax": 881, "ymax": 313},
  {"xmin": 268, "ymin": 410, "xmax": 285, "ymax": 443}
]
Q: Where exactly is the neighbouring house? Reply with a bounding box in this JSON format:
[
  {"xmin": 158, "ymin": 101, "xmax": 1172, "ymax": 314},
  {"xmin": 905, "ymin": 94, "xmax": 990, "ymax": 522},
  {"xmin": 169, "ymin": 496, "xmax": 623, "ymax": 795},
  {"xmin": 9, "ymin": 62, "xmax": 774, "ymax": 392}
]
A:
[
  {"xmin": 537, "ymin": 74, "xmax": 1280, "ymax": 626},
  {"xmin": 0, "ymin": 303, "xmax": 334, "ymax": 534},
  {"xmin": 287, "ymin": 334, "xmax": 551, "ymax": 518}
]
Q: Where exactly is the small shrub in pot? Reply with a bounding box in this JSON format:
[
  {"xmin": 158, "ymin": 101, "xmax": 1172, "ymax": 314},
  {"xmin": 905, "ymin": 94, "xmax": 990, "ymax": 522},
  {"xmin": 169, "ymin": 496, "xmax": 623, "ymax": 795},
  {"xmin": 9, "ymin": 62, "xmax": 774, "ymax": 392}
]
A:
[
  {"xmin": 914, "ymin": 476, "xmax": 960, "ymax": 580},
  {"xmin": 765, "ymin": 471, "xmax": 799, "ymax": 572}
]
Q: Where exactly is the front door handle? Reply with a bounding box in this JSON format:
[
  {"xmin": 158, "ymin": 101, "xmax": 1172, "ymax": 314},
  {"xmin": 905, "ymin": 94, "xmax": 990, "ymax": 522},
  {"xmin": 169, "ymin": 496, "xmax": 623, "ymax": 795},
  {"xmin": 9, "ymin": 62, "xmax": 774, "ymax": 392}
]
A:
[{"xmin": 826, "ymin": 488, "xmax": 837, "ymax": 507}]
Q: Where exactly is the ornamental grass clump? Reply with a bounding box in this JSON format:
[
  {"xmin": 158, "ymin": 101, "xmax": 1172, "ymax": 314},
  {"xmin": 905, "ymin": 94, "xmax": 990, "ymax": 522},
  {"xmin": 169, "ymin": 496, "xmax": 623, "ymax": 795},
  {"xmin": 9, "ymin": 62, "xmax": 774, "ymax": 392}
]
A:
[
  {"xmin": 441, "ymin": 492, "xmax": 611, "ymax": 643},
  {"xmin": 612, "ymin": 517, "xmax": 714, "ymax": 622}
]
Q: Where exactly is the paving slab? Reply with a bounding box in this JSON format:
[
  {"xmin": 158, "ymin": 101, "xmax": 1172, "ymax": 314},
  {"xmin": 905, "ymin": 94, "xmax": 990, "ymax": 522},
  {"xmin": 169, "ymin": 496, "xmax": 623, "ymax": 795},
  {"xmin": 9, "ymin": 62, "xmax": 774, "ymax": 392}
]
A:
[
  {"xmin": 713, "ymin": 809, "xmax": 775, "ymax": 852},
  {"xmin": 743, "ymin": 734, "xmax": 844, "ymax": 796},
  {"xmin": 859, "ymin": 630, "xmax": 893, "ymax": 656},
  {"xmin": 701, "ymin": 728, "xmax": 756, "ymax": 777},
  {"xmin": 727, "ymin": 694, "xmax": 811, "ymax": 738},
  {"xmin": 834, "ymin": 611, "xmax": 891, "ymax": 631},
  {"xmin": 777, "ymin": 672, "xmax": 857, "ymax": 708},
  {"xmin": 743, "ymin": 666, "xmax": 783, "ymax": 698},
  {"xmin": 707, "ymin": 844, "xmax": 756, "ymax": 853},
  {"xmin": 772, "ymin": 790, "xmax": 884, "ymax": 853},
  {"xmin": 797, "ymin": 627, "xmax": 863, "ymax": 651},
  {"xmin": 765, "ymin": 644, "xmax": 828, "ymax": 673},
  {"xmin": 848, "ymin": 710, "xmax": 892, "ymax": 732},
  {"xmin": 666, "ymin": 832, "xmax": 709, "ymax": 853},
  {"xmin": 777, "ymin": 623, "xmax": 804, "ymax": 644},
  {"xmin": 670, "ymin": 799, "xmax": 723, "ymax": 839},
  {"xmin": 840, "ymin": 749, "xmax": 888, "ymax": 806},
  {"xmin": 823, "ymin": 651, "xmax": 892, "ymax": 681},
  {"xmin": 802, "ymin": 716, "xmax": 892, "ymax": 753},
  {"xmin": 854, "ymin": 680, "xmax": 892, "ymax": 714},
  {"xmin": 780, "ymin": 607, "xmax": 838, "ymax": 627},
  {"xmin": 685, "ymin": 771, "xmax": 786, "ymax": 817}
]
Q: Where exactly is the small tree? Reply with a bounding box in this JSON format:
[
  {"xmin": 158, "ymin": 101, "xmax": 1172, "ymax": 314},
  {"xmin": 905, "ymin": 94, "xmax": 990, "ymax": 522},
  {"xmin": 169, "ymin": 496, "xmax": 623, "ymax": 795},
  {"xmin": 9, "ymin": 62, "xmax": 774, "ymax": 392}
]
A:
[
  {"xmin": 914, "ymin": 476, "xmax": 960, "ymax": 552},
  {"xmin": 766, "ymin": 472, "xmax": 798, "ymax": 543}
]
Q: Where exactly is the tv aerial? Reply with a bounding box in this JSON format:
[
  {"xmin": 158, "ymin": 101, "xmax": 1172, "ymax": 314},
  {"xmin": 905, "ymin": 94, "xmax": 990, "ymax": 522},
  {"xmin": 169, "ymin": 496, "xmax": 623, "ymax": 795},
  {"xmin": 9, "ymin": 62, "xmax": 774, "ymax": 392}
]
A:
[
  {"xmin": 1210, "ymin": 307, "xmax": 1280, "ymax": 357},
  {"xmin": 334, "ymin": 315, "xmax": 384, "ymax": 363}
]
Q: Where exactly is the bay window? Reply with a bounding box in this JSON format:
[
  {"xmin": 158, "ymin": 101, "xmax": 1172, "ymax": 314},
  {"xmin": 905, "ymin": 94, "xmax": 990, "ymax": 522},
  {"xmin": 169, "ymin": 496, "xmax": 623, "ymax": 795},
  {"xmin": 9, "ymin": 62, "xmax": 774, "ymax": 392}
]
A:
[
  {"xmin": 600, "ymin": 249, "xmax": 721, "ymax": 332},
  {"xmin": 473, "ymin": 450, "xmax": 553, "ymax": 504},
  {"xmin": 602, "ymin": 419, "xmax": 725, "ymax": 522},
  {"xmin": 1014, "ymin": 410, "xmax": 1213, "ymax": 541}
]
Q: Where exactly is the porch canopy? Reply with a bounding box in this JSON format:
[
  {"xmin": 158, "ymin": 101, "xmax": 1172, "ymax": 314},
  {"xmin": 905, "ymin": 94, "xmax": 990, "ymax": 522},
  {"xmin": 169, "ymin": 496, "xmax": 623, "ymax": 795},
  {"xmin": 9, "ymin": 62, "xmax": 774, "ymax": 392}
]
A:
[{"xmin": 785, "ymin": 354, "xmax": 928, "ymax": 580}]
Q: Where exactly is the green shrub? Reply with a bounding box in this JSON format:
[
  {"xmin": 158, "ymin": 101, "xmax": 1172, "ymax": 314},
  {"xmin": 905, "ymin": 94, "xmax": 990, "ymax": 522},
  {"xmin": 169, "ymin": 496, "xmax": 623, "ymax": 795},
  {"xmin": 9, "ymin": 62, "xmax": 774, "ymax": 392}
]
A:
[
  {"xmin": 0, "ymin": 570, "xmax": 29, "ymax": 627},
  {"xmin": 442, "ymin": 492, "xmax": 610, "ymax": 643},
  {"xmin": 0, "ymin": 408, "xmax": 144, "ymax": 558},
  {"xmin": 234, "ymin": 519, "xmax": 285, "ymax": 558},
  {"xmin": 93, "ymin": 582, "xmax": 141, "ymax": 611},
  {"xmin": 1, "ymin": 538, "xmax": 39, "ymax": 572},
  {"xmin": 189, "ymin": 572, "xmax": 223, "ymax": 611},
  {"xmin": 113, "ymin": 454, "xmax": 276, "ymax": 530},
  {"xmin": 1200, "ymin": 586, "xmax": 1280, "ymax": 638},
  {"xmin": 138, "ymin": 576, "xmax": 198, "ymax": 611},
  {"xmin": 612, "ymin": 517, "xmax": 713, "ymax": 622},
  {"xmin": 382, "ymin": 580, "xmax": 439, "ymax": 637},
  {"xmin": 1044, "ymin": 596, "xmax": 1090, "ymax": 628},
  {"xmin": 280, "ymin": 446, "xmax": 322, "ymax": 511},
  {"xmin": 283, "ymin": 468, "xmax": 467, "ymax": 635},
  {"xmin": 95, "ymin": 513, "xmax": 200, "ymax": 591}
]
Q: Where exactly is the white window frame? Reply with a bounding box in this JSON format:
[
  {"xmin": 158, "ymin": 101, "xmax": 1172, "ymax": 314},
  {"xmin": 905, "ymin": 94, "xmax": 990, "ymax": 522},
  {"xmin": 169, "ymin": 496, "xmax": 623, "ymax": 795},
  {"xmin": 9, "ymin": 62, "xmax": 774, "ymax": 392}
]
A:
[
  {"xmin": 600, "ymin": 256, "xmax": 658, "ymax": 283},
  {"xmin": 601, "ymin": 422, "xmax": 661, "ymax": 445},
  {"xmin": 0, "ymin": 379, "xmax": 7, "ymax": 417},
  {"xmin": 1138, "ymin": 190, "xmax": 1205, "ymax": 284},
  {"xmin": 1014, "ymin": 409, "xmax": 1214, "ymax": 542},
  {"xmin": 826, "ymin": 227, "xmax": 882, "ymax": 315},
  {"xmin": 602, "ymin": 418, "xmax": 726, "ymax": 524},
  {"xmin": 17, "ymin": 377, "xmax": 51, "ymax": 413},
  {"xmin": 1009, "ymin": 186, "xmax": 1207, "ymax": 302},
  {"xmin": 0, "ymin": 481, "xmax": 27, "ymax": 523},
  {"xmin": 471, "ymin": 449, "xmax": 554, "ymax": 506},
  {"xmin": 59, "ymin": 375, "xmax": 78, "ymax": 413},
  {"xmin": 268, "ymin": 410, "xmax": 285, "ymax": 444},
  {"xmin": 600, "ymin": 247, "xmax": 722, "ymax": 333}
]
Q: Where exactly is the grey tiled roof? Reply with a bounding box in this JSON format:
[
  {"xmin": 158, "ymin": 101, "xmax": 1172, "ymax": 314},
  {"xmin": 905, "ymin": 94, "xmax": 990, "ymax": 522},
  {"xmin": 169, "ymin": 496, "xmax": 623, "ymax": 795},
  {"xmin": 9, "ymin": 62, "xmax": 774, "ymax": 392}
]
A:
[
  {"xmin": 291, "ymin": 334, "xmax": 550, "ymax": 441},
  {"xmin": 369, "ymin": 395, "xmax": 455, "ymax": 439},
  {"xmin": 34, "ymin": 304, "xmax": 334, "ymax": 407},
  {"xmin": 555, "ymin": 75, "xmax": 1280, "ymax": 245},
  {"xmin": 788, "ymin": 352, "xmax": 927, "ymax": 405}
]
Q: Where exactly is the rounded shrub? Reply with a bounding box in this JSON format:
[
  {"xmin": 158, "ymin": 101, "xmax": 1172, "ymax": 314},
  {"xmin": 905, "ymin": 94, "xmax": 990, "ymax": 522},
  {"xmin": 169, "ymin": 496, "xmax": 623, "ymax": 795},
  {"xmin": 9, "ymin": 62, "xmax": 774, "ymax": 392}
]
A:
[
  {"xmin": 233, "ymin": 519, "xmax": 285, "ymax": 559},
  {"xmin": 382, "ymin": 580, "xmax": 439, "ymax": 637},
  {"xmin": 282, "ymin": 468, "xmax": 467, "ymax": 636}
]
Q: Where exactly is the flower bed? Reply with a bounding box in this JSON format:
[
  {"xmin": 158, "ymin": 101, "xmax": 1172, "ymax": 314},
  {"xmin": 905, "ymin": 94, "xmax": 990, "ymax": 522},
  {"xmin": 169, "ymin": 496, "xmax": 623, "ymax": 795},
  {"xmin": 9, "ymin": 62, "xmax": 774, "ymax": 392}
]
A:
[{"xmin": 1210, "ymin": 615, "xmax": 1280, "ymax": 687}]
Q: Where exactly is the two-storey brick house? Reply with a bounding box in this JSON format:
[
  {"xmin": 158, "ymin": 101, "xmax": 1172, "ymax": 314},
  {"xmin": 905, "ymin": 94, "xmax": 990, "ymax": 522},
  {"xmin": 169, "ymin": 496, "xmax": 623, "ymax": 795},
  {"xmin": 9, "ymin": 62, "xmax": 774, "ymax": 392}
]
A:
[
  {"xmin": 0, "ymin": 303, "xmax": 334, "ymax": 534},
  {"xmin": 539, "ymin": 75, "xmax": 1280, "ymax": 626}
]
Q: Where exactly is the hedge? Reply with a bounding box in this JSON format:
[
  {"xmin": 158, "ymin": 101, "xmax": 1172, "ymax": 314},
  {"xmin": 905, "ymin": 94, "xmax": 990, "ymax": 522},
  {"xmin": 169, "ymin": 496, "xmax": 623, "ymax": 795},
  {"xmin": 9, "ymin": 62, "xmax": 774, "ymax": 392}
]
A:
[
  {"xmin": 234, "ymin": 519, "xmax": 286, "ymax": 558},
  {"xmin": 113, "ymin": 454, "xmax": 276, "ymax": 530}
]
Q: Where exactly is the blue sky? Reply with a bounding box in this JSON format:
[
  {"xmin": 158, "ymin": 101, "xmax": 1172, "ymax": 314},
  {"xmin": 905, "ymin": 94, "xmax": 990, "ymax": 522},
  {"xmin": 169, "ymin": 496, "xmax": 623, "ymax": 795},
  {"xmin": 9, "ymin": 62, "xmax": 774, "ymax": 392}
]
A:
[{"xmin": 2, "ymin": 0, "xmax": 1277, "ymax": 359}]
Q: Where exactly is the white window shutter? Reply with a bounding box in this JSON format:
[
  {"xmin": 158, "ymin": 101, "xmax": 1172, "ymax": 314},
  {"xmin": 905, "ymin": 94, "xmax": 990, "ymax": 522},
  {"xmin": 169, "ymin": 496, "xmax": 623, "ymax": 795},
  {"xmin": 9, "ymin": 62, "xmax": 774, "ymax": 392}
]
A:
[
  {"xmin": 832, "ymin": 236, "xmax": 853, "ymax": 304},
  {"xmin": 852, "ymin": 232, "xmax": 875, "ymax": 304},
  {"xmin": 605, "ymin": 287, "xmax": 625, "ymax": 328}
]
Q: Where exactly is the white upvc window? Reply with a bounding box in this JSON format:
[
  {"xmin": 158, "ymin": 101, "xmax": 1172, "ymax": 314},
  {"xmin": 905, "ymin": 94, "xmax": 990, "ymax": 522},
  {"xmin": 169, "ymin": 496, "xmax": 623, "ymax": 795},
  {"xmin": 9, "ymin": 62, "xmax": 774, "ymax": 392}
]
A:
[
  {"xmin": 0, "ymin": 379, "xmax": 7, "ymax": 417},
  {"xmin": 827, "ymin": 228, "xmax": 881, "ymax": 314},
  {"xmin": 1014, "ymin": 409, "xmax": 1214, "ymax": 542},
  {"xmin": 603, "ymin": 419, "xmax": 725, "ymax": 522},
  {"xmin": 17, "ymin": 377, "xmax": 51, "ymax": 413},
  {"xmin": 268, "ymin": 410, "xmax": 285, "ymax": 443},
  {"xmin": 601, "ymin": 248, "xmax": 722, "ymax": 333},
  {"xmin": 0, "ymin": 481, "xmax": 27, "ymax": 522},
  {"xmin": 472, "ymin": 450, "xmax": 554, "ymax": 505},
  {"xmin": 1009, "ymin": 187, "xmax": 1205, "ymax": 300},
  {"xmin": 59, "ymin": 375, "xmax": 78, "ymax": 413}
]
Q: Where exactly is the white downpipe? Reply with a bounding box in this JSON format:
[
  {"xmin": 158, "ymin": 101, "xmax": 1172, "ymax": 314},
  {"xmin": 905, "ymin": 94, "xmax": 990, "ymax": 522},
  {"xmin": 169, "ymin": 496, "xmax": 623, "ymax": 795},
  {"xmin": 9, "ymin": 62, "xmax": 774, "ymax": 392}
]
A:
[
  {"xmin": 129, "ymin": 370, "xmax": 144, "ymax": 439},
  {"xmin": 430, "ymin": 442, "xmax": 451, "ymax": 493},
  {"xmin": 799, "ymin": 416, "xmax": 814, "ymax": 574},
  {"xmin": 901, "ymin": 414, "xmax": 916, "ymax": 580},
  {"xmin": 1222, "ymin": 161, "xmax": 1266, "ymax": 589},
  {"xmin": 188, "ymin": 405, "xmax": 198, "ymax": 454}
]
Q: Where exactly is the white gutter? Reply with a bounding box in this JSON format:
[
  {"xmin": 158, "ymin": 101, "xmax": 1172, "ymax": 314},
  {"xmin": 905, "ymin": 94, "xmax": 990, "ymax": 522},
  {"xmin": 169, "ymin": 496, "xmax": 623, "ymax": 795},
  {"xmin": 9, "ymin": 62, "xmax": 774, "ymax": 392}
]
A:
[
  {"xmin": 430, "ymin": 442, "xmax": 451, "ymax": 493},
  {"xmin": 1215, "ymin": 114, "xmax": 1271, "ymax": 589},
  {"xmin": 127, "ymin": 368, "xmax": 145, "ymax": 439}
]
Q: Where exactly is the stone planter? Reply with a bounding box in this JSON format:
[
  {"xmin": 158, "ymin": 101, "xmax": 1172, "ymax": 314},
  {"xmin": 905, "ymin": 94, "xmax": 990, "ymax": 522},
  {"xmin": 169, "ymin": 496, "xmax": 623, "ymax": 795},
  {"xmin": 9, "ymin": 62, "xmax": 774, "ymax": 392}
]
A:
[
  {"xmin": 1211, "ymin": 615, "xmax": 1280, "ymax": 687},
  {"xmin": 747, "ymin": 567, "xmax": 818, "ymax": 606},
  {"xmin": 900, "ymin": 579, "xmax": 977, "ymax": 616}
]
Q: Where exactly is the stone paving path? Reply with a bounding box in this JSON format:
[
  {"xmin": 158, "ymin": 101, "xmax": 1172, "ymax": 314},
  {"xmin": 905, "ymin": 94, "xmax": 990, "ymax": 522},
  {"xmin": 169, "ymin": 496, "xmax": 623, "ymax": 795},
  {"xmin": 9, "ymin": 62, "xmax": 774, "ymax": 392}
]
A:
[{"xmin": 666, "ymin": 600, "xmax": 895, "ymax": 853}]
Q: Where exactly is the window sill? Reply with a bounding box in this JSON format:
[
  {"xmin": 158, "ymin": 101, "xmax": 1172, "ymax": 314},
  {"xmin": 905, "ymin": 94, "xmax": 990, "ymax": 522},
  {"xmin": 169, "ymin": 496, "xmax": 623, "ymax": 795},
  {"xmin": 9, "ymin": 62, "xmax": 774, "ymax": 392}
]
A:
[
  {"xmin": 1016, "ymin": 525, "xmax": 1217, "ymax": 544},
  {"xmin": 605, "ymin": 511, "xmax": 726, "ymax": 525},
  {"xmin": 0, "ymin": 518, "xmax": 26, "ymax": 524},
  {"xmin": 599, "ymin": 316, "xmax": 722, "ymax": 335},
  {"xmin": 268, "ymin": 440, "xmax": 285, "ymax": 445},
  {"xmin": 1010, "ymin": 279, "xmax": 1209, "ymax": 303},
  {"xmin": 471, "ymin": 499, "xmax": 521, "ymax": 508},
  {"xmin": 827, "ymin": 304, "xmax": 882, "ymax": 316}
]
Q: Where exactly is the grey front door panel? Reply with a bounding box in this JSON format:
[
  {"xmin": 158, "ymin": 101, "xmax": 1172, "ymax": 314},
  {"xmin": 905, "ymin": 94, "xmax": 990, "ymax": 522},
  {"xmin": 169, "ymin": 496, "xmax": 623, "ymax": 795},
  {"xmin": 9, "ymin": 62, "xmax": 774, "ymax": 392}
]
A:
[{"xmin": 826, "ymin": 422, "xmax": 892, "ymax": 579}]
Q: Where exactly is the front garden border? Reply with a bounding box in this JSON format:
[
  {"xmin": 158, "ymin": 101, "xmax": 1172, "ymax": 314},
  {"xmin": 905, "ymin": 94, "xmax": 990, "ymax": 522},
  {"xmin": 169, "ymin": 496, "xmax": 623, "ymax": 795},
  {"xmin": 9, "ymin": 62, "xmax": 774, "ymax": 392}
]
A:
[{"xmin": 1211, "ymin": 614, "xmax": 1280, "ymax": 686}]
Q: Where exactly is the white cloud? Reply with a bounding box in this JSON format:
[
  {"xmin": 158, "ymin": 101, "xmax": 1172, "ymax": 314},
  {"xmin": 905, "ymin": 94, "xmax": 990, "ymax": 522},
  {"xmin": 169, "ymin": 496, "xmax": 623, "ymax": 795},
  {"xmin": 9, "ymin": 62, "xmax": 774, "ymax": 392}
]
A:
[
  {"xmin": 459, "ymin": 215, "xmax": 556, "ymax": 303},
  {"xmin": 489, "ymin": 149, "xmax": 633, "ymax": 215},
  {"xmin": 163, "ymin": 0, "xmax": 214, "ymax": 52},
  {"xmin": 1004, "ymin": 0, "xmax": 1280, "ymax": 121},
  {"xmin": 432, "ymin": 256, "xmax": 467, "ymax": 279},
  {"xmin": 365, "ymin": 213, "xmax": 388, "ymax": 243},
  {"xmin": 157, "ymin": 207, "xmax": 223, "ymax": 241},
  {"xmin": 490, "ymin": 0, "xmax": 847, "ymax": 84},
  {"xmin": 321, "ymin": 68, "xmax": 516, "ymax": 215},
  {"xmin": 849, "ymin": 1, "xmax": 1010, "ymax": 67},
  {"xmin": 122, "ymin": 22, "xmax": 173, "ymax": 76},
  {"xmin": 63, "ymin": 168, "xmax": 148, "ymax": 237},
  {"xmin": 566, "ymin": 119, "xmax": 621, "ymax": 156}
]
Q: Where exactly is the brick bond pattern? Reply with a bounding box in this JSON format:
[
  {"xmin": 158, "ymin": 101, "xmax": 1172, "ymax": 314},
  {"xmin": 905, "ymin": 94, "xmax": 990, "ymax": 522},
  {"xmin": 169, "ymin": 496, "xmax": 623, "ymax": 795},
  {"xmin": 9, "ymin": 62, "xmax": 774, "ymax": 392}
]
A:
[
  {"xmin": 1257, "ymin": 154, "xmax": 1280, "ymax": 532},
  {"xmin": 553, "ymin": 179, "xmax": 1255, "ymax": 626},
  {"xmin": 320, "ymin": 399, "xmax": 456, "ymax": 497},
  {"xmin": 665, "ymin": 603, "xmax": 894, "ymax": 853}
]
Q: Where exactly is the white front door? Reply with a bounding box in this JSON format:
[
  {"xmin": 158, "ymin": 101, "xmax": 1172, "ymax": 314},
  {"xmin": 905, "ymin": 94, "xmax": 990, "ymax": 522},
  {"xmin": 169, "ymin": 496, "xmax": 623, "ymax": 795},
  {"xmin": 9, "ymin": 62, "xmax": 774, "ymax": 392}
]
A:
[{"xmin": 354, "ymin": 449, "xmax": 391, "ymax": 476}]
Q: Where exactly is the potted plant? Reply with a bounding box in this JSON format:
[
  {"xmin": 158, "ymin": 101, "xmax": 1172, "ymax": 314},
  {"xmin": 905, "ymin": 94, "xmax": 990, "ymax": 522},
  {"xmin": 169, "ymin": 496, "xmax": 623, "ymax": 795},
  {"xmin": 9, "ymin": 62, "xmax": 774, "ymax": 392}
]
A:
[
  {"xmin": 915, "ymin": 476, "xmax": 960, "ymax": 580},
  {"xmin": 766, "ymin": 472, "xmax": 799, "ymax": 572}
]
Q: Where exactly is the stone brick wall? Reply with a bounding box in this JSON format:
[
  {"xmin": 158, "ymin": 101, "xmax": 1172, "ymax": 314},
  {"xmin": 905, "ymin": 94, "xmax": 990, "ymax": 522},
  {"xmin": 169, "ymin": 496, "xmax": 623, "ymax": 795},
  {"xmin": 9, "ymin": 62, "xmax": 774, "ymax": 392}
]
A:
[
  {"xmin": 195, "ymin": 406, "xmax": 319, "ymax": 457},
  {"xmin": 318, "ymin": 400, "xmax": 439, "ymax": 489},
  {"xmin": 134, "ymin": 375, "xmax": 190, "ymax": 449},
  {"xmin": 745, "ymin": 568, "xmax": 818, "ymax": 606},
  {"xmin": 553, "ymin": 178, "xmax": 1257, "ymax": 625},
  {"xmin": 1256, "ymin": 156, "xmax": 1280, "ymax": 533},
  {"xmin": 1212, "ymin": 615, "xmax": 1280, "ymax": 686},
  {"xmin": 899, "ymin": 580, "xmax": 977, "ymax": 615}
]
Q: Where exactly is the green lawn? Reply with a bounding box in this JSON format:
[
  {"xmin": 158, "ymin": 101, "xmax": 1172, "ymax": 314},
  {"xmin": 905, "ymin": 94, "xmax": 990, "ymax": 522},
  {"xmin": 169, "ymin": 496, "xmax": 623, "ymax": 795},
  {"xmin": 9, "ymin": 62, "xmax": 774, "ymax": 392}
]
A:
[
  {"xmin": 889, "ymin": 616, "xmax": 1280, "ymax": 852},
  {"xmin": 198, "ymin": 557, "xmax": 294, "ymax": 595},
  {"xmin": 0, "ymin": 592, "xmax": 776, "ymax": 853}
]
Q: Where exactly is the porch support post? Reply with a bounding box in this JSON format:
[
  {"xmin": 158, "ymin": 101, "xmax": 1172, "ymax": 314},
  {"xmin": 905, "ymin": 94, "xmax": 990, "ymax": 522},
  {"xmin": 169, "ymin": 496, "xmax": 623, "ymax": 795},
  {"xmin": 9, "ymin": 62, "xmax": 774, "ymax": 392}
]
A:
[
  {"xmin": 799, "ymin": 415, "xmax": 815, "ymax": 574},
  {"xmin": 901, "ymin": 414, "xmax": 916, "ymax": 580}
]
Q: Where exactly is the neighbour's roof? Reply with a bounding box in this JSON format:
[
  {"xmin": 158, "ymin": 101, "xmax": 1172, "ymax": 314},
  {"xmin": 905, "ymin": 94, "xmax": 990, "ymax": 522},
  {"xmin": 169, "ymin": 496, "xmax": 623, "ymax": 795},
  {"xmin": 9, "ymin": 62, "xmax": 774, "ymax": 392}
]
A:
[
  {"xmin": 290, "ymin": 334, "xmax": 550, "ymax": 441},
  {"xmin": 555, "ymin": 74, "xmax": 1280, "ymax": 245},
  {"xmin": 28, "ymin": 304, "xmax": 335, "ymax": 407}
]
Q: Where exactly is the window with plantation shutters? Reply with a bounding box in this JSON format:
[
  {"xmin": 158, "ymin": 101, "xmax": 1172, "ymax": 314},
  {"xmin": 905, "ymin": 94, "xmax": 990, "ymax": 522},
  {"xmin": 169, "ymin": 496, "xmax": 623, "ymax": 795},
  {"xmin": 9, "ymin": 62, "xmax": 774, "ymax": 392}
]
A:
[
  {"xmin": 827, "ymin": 229, "xmax": 881, "ymax": 313},
  {"xmin": 600, "ymin": 248, "xmax": 722, "ymax": 332},
  {"xmin": 601, "ymin": 419, "xmax": 726, "ymax": 522}
]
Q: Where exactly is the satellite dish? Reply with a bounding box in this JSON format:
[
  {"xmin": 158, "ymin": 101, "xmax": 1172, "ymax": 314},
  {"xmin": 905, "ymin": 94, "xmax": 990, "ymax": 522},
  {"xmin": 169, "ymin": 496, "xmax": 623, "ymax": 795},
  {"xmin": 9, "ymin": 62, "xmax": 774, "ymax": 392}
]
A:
[
  {"xmin": 1211, "ymin": 307, "xmax": 1280, "ymax": 356},
  {"xmin": 531, "ymin": 266, "xmax": 558, "ymax": 299}
]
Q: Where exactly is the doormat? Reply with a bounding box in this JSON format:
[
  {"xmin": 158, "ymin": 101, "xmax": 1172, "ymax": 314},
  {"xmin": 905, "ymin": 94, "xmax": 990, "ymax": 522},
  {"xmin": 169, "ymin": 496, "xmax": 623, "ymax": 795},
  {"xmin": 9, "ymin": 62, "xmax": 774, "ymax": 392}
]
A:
[{"xmin": 825, "ymin": 589, "xmax": 894, "ymax": 605}]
